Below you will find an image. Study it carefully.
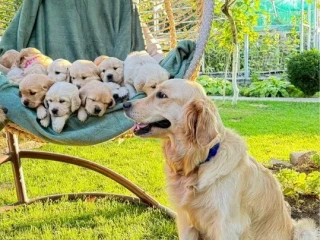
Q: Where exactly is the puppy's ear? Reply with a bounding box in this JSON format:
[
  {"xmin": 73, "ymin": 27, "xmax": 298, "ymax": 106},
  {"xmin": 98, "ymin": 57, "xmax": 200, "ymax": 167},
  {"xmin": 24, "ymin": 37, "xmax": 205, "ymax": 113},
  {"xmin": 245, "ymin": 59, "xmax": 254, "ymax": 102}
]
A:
[
  {"xmin": 66, "ymin": 68, "xmax": 71, "ymax": 82},
  {"xmin": 71, "ymin": 94, "xmax": 81, "ymax": 112},
  {"xmin": 43, "ymin": 80, "xmax": 55, "ymax": 91},
  {"xmin": 108, "ymin": 98, "xmax": 116, "ymax": 109},
  {"xmin": 79, "ymin": 88, "xmax": 87, "ymax": 106},
  {"xmin": 184, "ymin": 98, "xmax": 220, "ymax": 147},
  {"xmin": 44, "ymin": 100, "xmax": 49, "ymax": 109},
  {"xmin": 133, "ymin": 76, "xmax": 145, "ymax": 92}
]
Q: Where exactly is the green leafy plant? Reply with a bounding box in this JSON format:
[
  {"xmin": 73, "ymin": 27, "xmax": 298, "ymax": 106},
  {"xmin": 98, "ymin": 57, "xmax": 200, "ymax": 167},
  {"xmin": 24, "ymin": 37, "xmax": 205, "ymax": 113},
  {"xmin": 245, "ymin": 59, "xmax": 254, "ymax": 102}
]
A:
[
  {"xmin": 287, "ymin": 49, "xmax": 320, "ymax": 96},
  {"xmin": 275, "ymin": 169, "xmax": 320, "ymax": 198},
  {"xmin": 197, "ymin": 75, "xmax": 233, "ymax": 96},
  {"xmin": 311, "ymin": 153, "xmax": 320, "ymax": 167},
  {"xmin": 243, "ymin": 77, "xmax": 304, "ymax": 97}
]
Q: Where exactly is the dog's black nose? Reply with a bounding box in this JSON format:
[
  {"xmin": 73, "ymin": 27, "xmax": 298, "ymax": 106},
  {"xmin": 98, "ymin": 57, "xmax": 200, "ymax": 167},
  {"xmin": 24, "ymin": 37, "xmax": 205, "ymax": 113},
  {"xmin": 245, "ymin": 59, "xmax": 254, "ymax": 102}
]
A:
[
  {"xmin": 94, "ymin": 107, "xmax": 101, "ymax": 114},
  {"xmin": 107, "ymin": 74, "xmax": 113, "ymax": 80},
  {"xmin": 76, "ymin": 85, "xmax": 81, "ymax": 89},
  {"xmin": 123, "ymin": 102, "xmax": 132, "ymax": 109},
  {"xmin": 1, "ymin": 107, "xmax": 8, "ymax": 114},
  {"xmin": 23, "ymin": 100, "xmax": 29, "ymax": 106},
  {"xmin": 51, "ymin": 108, "xmax": 58, "ymax": 114}
]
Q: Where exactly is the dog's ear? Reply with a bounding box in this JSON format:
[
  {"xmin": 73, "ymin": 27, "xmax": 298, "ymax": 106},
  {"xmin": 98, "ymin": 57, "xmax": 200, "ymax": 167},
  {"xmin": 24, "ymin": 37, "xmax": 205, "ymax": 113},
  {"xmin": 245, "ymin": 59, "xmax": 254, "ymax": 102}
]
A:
[
  {"xmin": 133, "ymin": 74, "xmax": 145, "ymax": 92},
  {"xmin": 71, "ymin": 94, "xmax": 81, "ymax": 112},
  {"xmin": 66, "ymin": 68, "xmax": 71, "ymax": 82},
  {"xmin": 44, "ymin": 99, "xmax": 49, "ymax": 109},
  {"xmin": 184, "ymin": 98, "xmax": 220, "ymax": 147},
  {"xmin": 42, "ymin": 80, "xmax": 55, "ymax": 91},
  {"xmin": 108, "ymin": 98, "xmax": 116, "ymax": 109},
  {"xmin": 79, "ymin": 88, "xmax": 87, "ymax": 106}
]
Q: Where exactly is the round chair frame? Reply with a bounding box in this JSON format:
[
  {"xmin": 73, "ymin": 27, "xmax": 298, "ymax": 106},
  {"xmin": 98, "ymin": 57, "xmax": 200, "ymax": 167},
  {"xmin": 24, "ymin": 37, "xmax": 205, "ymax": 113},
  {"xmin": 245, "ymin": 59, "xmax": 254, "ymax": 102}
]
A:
[{"xmin": 0, "ymin": 0, "xmax": 214, "ymax": 218}]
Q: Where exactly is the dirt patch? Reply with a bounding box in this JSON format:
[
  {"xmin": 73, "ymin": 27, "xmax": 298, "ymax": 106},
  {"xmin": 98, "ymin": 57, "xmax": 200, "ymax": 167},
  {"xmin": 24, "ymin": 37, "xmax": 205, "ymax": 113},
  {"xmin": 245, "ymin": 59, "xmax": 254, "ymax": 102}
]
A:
[
  {"xmin": 286, "ymin": 194, "xmax": 319, "ymax": 226},
  {"xmin": 267, "ymin": 163, "xmax": 319, "ymax": 225}
]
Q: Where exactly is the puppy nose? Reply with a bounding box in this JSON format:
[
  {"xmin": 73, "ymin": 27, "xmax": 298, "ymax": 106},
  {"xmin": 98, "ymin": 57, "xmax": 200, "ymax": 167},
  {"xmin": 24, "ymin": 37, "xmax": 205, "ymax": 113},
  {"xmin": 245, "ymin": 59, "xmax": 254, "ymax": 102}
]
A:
[
  {"xmin": 123, "ymin": 102, "xmax": 132, "ymax": 109},
  {"xmin": 76, "ymin": 85, "xmax": 81, "ymax": 89},
  {"xmin": 51, "ymin": 108, "xmax": 58, "ymax": 114},
  {"xmin": 94, "ymin": 107, "xmax": 101, "ymax": 114},
  {"xmin": 107, "ymin": 74, "xmax": 113, "ymax": 80},
  {"xmin": 23, "ymin": 100, "xmax": 29, "ymax": 106},
  {"xmin": 1, "ymin": 107, "xmax": 8, "ymax": 114}
]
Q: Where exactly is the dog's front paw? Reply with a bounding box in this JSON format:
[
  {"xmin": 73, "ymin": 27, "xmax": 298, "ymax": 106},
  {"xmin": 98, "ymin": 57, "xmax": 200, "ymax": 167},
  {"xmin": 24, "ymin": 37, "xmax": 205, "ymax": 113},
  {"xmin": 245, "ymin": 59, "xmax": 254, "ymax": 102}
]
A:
[
  {"xmin": 77, "ymin": 107, "xmax": 88, "ymax": 122},
  {"xmin": 118, "ymin": 87, "xmax": 129, "ymax": 98},
  {"xmin": 37, "ymin": 105, "xmax": 47, "ymax": 120},
  {"xmin": 52, "ymin": 117, "xmax": 66, "ymax": 133},
  {"xmin": 40, "ymin": 115, "xmax": 50, "ymax": 128}
]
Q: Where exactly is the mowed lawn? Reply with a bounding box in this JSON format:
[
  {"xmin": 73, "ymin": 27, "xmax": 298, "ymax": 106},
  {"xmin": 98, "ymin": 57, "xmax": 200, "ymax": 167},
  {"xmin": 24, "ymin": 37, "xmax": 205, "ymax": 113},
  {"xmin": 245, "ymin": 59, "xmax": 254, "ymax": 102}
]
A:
[{"xmin": 0, "ymin": 101, "xmax": 319, "ymax": 239}]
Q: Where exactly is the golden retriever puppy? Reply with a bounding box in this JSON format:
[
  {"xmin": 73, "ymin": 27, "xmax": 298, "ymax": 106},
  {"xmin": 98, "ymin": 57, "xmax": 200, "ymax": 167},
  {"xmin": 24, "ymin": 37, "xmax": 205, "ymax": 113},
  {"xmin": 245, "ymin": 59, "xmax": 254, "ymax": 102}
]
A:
[
  {"xmin": 47, "ymin": 59, "xmax": 72, "ymax": 82},
  {"xmin": 94, "ymin": 55, "xmax": 108, "ymax": 66},
  {"xmin": 77, "ymin": 80, "xmax": 115, "ymax": 122},
  {"xmin": 19, "ymin": 47, "xmax": 53, "ymax": 73},
  {"xmin": 0, "ymin": 106, "xmax": 8, "ymax": 130},
  {"xmin": 124, "ymin": 79, "xmax": 317, "ymax": 240},
  {"xmin": 98, "ymin": 57, "xmax": 128, "ymax": 101},
  {"xmin": 44, "ymin": 82, "xmax": 81, "ymax": 133},
  {"xmin": 0, "ymin": 49, "xmax": 20, "ymax": 74},
  {"xmin": 124, "ymin": 51, "xmax": 169, "ymax": 98},
  {"xmin": 69, "ymin": 60, "xmax": 101, "ymax": 89},
  {"xmin": 19, "ymin": 74, "xmax": 55, "ymax": 126},
  {"xmin": 9, "ymin": 48, "xmax": 52, "ymax": 84}
]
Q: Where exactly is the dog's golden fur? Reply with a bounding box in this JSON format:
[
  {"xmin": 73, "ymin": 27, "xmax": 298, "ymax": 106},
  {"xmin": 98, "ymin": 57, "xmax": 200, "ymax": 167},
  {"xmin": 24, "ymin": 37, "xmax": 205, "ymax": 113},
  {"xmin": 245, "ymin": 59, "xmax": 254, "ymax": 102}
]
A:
[
  {"xmin": 0, "ymin": 49, "xmax": 20, "ymax": 73},
  {"xmin": 124, "ymin": 79, "xmax": 317, "ymax": 240}
]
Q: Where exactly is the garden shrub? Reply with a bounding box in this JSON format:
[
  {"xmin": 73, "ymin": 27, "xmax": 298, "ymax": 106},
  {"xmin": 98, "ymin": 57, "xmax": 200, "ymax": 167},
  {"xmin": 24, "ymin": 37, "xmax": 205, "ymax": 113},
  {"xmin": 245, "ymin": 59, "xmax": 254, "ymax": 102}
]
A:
[
  {"xmin": 243, "ymin": 77, "xmax": 304, "ymax": 97},
  {"xmin": 287, "ymin": 49, "xmax": 320, "ymax": 96},
  {"xmin": 275, "ymin": 169, "xmax": 320, "ymax": 198},
  {"xmin": 197, "ymin": 75, "xmax": 233, "ymax": 96}
]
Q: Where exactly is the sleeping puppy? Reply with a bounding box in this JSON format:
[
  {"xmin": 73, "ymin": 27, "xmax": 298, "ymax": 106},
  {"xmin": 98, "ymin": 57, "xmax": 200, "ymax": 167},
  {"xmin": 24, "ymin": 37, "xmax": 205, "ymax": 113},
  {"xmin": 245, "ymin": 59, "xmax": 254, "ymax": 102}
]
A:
[
  {"xmin": 77, "ymin": 80, "xmax": 115, "ymax": 122},
  {"xmin": 124, "ymin": 79, "xmax": 317, "ymax": 240},
  {"xmin": 98, "ymin": 57, "xmax": 128, "ymax": 101},
  {"xmin": 94, "ymin": 55, "xmax": 109, "ymax": 66},
  {"xmin": 69, "ymin": 60, "xmax": 101, "ymax": 89},
  {"xmin": 19, "ymin": 74, "xmax": 55, "ymax": 126},
  {"xmin": 9, "ymin": 48, "xmax": 53, "ymax": 84},
  {"xmin": 44, "ymin": 82, "xmax": 81, "ymax": 133},
  {"xmin": 19, "ymin": 47, "xmax": 53, "ymax": 74},
  {"xmin": 0, "ymin": 106, "xmax": 8, "ymax": 130},
  {"xmin": 124, "ymin": 51, "xmax": 169, "ymax": 98},
  {"xmin": 0, "ymin": 49, "xmax": 20, "ymax": 74},
  {"xmin": 47, "ymin": 59, "xmax": 72, "ymax": 82}
]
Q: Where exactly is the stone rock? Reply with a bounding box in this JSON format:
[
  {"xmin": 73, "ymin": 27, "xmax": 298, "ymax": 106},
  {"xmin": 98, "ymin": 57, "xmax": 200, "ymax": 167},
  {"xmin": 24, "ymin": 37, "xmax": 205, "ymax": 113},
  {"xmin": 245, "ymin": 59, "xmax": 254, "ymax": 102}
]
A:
[
  {"xmin": 270, "ymin": 159, "xmax": 293, "ymax": 168},
  {"xmin": 290, "ymin": 151, "xmax": 316, "ymax": 166}
]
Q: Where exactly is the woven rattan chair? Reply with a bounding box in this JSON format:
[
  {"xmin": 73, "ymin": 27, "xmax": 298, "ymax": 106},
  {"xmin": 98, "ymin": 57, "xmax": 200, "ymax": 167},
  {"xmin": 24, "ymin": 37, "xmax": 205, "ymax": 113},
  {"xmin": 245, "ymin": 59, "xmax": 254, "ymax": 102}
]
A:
[{"xmin": 0, "ymin": 0, "xmax": 214, "ymax": 216}]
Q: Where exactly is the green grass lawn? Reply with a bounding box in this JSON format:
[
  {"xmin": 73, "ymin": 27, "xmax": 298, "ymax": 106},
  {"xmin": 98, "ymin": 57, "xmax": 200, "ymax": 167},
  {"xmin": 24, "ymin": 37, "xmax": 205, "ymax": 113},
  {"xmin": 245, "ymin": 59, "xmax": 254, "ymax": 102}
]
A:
[{"xmin": 0, "ymin": 101, "xmax": 319, "ymax": 239}]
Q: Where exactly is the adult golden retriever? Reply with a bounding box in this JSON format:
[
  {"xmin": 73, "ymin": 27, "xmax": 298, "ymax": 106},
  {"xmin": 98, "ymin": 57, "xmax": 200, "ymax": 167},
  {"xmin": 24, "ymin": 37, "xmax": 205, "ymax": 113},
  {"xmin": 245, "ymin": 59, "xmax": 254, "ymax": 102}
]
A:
[{"xmin": 124, "ymin": 79, "xmax": 317, "ymax": 240}]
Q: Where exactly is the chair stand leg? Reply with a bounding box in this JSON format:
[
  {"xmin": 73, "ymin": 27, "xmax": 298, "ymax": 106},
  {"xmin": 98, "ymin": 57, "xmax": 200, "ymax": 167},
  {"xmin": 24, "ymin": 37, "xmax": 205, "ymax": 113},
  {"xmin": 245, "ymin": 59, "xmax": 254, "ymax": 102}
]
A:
[{"xmin": 6, "ymin": 132, "xmax": 28, "ymax": 203}]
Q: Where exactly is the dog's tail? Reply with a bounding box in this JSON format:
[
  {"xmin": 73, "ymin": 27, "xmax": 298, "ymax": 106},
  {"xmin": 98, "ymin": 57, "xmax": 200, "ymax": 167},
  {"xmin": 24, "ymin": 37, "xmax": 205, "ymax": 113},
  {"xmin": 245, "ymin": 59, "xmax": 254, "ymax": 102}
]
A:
[{"xmin": 293, "ymin": 218, "xmax": 318, "ymax": 240}]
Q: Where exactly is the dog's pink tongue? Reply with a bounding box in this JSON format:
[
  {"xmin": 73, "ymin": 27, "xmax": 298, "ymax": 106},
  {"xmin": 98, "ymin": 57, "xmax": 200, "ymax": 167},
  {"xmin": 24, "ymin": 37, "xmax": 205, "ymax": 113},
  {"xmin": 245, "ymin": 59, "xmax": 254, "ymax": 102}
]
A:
[{"xmin": 132, "ymin": 123, "xmax": 148, "ymax": 132}]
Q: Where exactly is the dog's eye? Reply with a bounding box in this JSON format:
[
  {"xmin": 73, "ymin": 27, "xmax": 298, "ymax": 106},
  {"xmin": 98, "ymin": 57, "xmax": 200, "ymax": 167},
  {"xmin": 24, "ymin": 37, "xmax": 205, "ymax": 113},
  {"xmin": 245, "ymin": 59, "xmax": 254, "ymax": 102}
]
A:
[
  {"xmin": 113, "ymin": 67, "xmax": 117, "ymax": 70},
  {"xmin": 156, "ymin": 91, "xmax": 168, "ymax": 99},
  {"xmin": 49, "ymin": 100, "xmax": 53, "ymax": 102},
  {"xmin": 82, "ymin": 77, "xmax": 86, "ymax": 80},
  {"xmin": 102, "ymin": 70, "xmax": 106, "ymax": 73},
  {"xmin": 59, "ymin": 100, "xmax": 65, "ymax": 103},
  {"xmin": 151, "ymin": 85, "xmax": 156, "ymax": 89},
  {"xmin": 30, "ymin": 91, "xmax": 36, "ymax": 96},
  {"xmin": 55, "ymin": 71, "xmax": 60, "ymax": 75}
]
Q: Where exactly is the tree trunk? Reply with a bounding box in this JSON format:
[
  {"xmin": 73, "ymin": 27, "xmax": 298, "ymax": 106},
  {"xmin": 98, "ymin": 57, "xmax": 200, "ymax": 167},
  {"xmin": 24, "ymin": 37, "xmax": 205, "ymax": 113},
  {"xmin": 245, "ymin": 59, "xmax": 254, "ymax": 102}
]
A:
[{"xmin": 222, "ymin": 1, "xmax": 240, "ymax": 105}]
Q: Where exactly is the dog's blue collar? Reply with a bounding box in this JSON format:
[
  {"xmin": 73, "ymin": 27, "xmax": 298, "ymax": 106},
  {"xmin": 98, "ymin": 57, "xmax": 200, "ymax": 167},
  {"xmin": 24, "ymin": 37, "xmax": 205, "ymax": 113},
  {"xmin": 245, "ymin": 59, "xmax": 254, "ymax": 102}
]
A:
[{"xmin": 199, "ymin": 142, "xmax": 220, "ymax": 165}]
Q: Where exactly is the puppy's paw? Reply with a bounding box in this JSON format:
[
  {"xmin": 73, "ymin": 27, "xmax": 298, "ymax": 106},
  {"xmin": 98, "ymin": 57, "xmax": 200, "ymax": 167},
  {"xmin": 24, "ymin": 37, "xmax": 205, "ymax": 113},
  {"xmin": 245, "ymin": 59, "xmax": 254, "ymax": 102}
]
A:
[
  {"xmin": 40, "ymin": 115, "xmax": 50, "ymax": 128},
  {"xmin": 52, "ymin": 117, "xmax": 66, "ymax": 133},
  {"xmin": 37, "ymin": 105, "xmax": 47, "ymax": 120},
  {"xmin": 77, "ymin": 107, "xmax": 88, "ymax": 122},
  {"xmin": 118, "ymin": 87, "xmax": 129, "ymax": 98}
]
